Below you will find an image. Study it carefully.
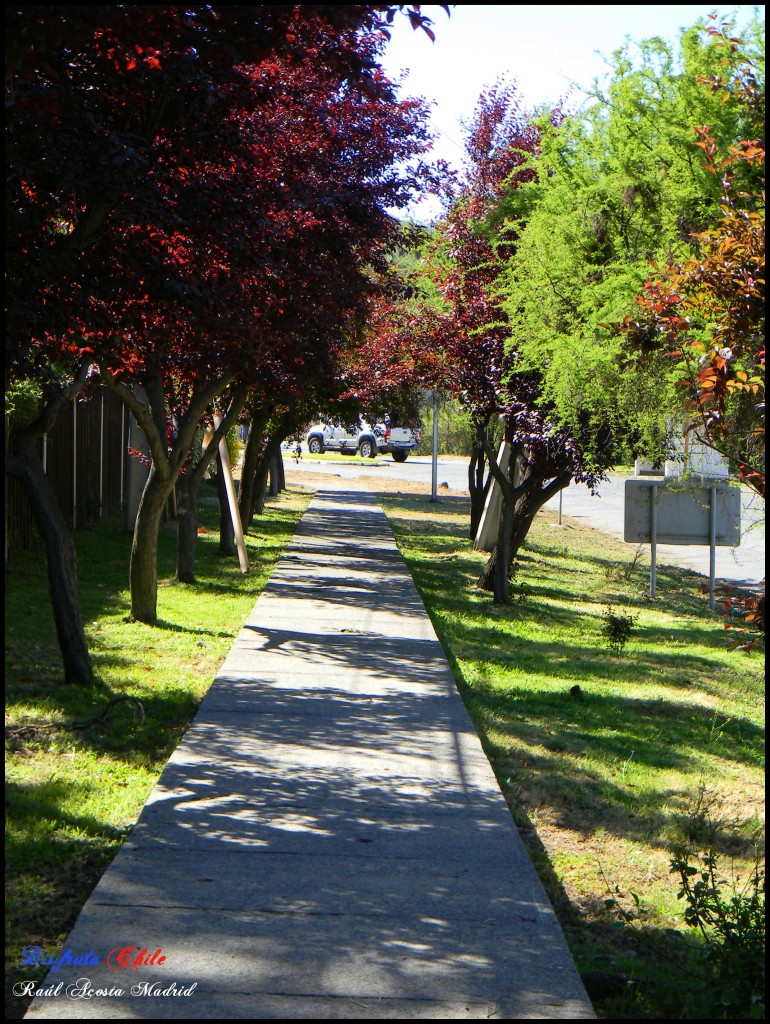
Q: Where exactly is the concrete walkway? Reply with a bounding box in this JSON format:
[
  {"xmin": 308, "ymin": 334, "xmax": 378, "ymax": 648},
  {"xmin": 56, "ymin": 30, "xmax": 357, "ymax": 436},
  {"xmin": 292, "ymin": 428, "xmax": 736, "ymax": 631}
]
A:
[{"xmin": 26, "ymin": 489, "xmax": 594, "ymax": 1020}]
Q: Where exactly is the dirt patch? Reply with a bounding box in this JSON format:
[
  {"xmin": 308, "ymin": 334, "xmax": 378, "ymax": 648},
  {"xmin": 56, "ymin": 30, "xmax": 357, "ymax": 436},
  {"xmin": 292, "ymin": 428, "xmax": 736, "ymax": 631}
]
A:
[{"xmin": 283, "ymin": 468, "xmax": 468, "ymax": 500}]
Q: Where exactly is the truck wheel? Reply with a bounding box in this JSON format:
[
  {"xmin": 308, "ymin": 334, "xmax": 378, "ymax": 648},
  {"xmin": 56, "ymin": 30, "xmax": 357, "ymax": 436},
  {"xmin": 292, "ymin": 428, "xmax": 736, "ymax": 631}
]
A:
[
  {"xmin": 392, "ymin": 450, "xmax": 408, "ymax": 463},
  {"xmin": 359, "ymin": 438, "xmax": 376, "ymax": 459},
  {"xmin": 308, "ymin": 436, "xmax": 324, "ymax": 455}
]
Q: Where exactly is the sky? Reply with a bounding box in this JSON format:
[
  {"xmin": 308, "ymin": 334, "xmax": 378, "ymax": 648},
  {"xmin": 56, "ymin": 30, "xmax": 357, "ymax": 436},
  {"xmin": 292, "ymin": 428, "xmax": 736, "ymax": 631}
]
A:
[{"xmin": 379, "ymin": 4, "xmax": 764, "ymax": 220}]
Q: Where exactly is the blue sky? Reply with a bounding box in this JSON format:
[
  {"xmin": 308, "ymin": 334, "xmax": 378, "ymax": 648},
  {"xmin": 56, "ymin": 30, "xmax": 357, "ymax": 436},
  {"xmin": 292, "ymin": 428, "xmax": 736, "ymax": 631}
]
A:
[{"xmin": 379, "ymin": 5, "xmax": 763, "ymax": 219}]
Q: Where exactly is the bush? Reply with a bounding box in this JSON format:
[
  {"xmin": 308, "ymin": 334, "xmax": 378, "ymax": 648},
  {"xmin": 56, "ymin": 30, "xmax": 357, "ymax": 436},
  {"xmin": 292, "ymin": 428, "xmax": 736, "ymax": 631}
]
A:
[
  {"xmin": 602, "ymin": 607, "xmax": 637, "ymax": 653},
  {"xmin": 671, "ymin": 848, "xmax": 765, "ymax": 1018}
]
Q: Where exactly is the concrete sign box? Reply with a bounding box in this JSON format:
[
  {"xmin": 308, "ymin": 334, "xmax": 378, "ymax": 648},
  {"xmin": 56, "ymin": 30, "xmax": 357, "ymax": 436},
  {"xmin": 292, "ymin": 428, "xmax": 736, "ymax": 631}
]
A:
[
  {"xmin": 624, "ymin": 480, "xmax": 741, "ymax": 546},
  {"xmin": 664, "ymin": 437, "xmax": 730, "ymax": 481},
  {"xmin": 633, "ymin": 458, "xmax": 663, "ymax": 477},
  {"xmin": 473, "ymin": 441, "xmax": 511, "ymax": 553}
]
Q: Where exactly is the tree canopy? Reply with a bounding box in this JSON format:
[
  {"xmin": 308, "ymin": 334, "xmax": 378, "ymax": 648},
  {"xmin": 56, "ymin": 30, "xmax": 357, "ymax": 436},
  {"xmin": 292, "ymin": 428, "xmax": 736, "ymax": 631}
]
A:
[
  {"xmin": 616, "ymin": 19, "xmax": 765, "ymax": 497},
  {"xmin": 494, "ymin": 15, "xmax": 765, "ymax": 467},
  {"xmin": 5, "ymin": 4, "xmax": 442, "ymax": 648}
]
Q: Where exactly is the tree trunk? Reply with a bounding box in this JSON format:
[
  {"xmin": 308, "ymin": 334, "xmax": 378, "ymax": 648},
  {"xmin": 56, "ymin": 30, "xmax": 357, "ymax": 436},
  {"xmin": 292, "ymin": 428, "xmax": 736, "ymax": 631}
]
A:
[
  {"xmin": 178, "ymin": 385, "xmax": 247, "ymax": 581},
  {"xmin": 238, "ymin": 410, "xmax": 271, "ymax": 530},
  {"xmin": 478, "ymin": 503, "xmax": 538, "ymax": 596},
  {"xmin": 468, "ymin": 420, "xmax": 493, "ymax": 541},
  {"xmin": 173, "ymin": 389, "xmax": 248, "ymax": 582},
  {"xmin": 469, "ymin": 448, "xmax": 490, "ymax": 541},
  {"xmin": 268, "ymin": 447, "xmax": 284, "ymax": 497},
  {"xmin": 6, "ymin": 437, "xmax": 94, "ymax": 686},
  {"xmin": 175, "ymin": 472, "xmax": 200, "ymax": 584},
  {"xmin": 252, "ymin": 433, "xmax": 284, "ymax": 516},
  {"xmin": 510, "ymin": 507, "xmax": 540, "ymax": 559},
  {"xmin": 216, "ymin": 450, "xmax": 235, "ymax": 555},
  {"xmin": 130, "ymin": 466, "xmax": 174, "ymax": 623},
  {"xmin": 103, "ymin": 365, "xmax": 239, "ymax": 621},
  {"xmin": 276, "ymin": 447, "xmax": 286, "ymax": 492},
  {"xmin": 252, "ymin": 453, "xmax": 271, "ymax": 517},
  {"xmin": 478, "ymin": 472, "xmax": 573, "ymax": 597},
  {"xmin": 483, "ymin": 488, "xmax": 514, "ymax": 603}
]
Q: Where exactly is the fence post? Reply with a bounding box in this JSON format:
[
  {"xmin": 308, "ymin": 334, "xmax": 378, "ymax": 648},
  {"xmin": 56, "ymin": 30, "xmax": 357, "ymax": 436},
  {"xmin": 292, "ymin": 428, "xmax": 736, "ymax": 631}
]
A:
[
  {"xmin": 99, "ymin": 391, "xmax": 105, "ymax": 518},
  {"xmin": 430, "ymin": 391, "xmax": 439, "ymax": 503},
  {"xmin": 72, "ymin": 400, "xmax": 78, "ymax": 529},
  {"xmin": 120, "ymin": 404, "xmax": 125, "ymax": 506}
]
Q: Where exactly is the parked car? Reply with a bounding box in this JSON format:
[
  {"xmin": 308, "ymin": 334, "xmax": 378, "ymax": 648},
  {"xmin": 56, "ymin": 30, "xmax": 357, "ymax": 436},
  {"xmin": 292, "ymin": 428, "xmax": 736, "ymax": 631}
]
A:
[{"xmin": 306, "ymin": 418, "xmax": 421, "ymax": 461}]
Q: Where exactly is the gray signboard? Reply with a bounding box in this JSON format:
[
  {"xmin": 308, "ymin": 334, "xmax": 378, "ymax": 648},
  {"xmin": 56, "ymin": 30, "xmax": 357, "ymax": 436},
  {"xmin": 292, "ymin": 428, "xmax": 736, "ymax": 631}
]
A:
[
  {"xmin": 624, "ymin": 480, "xmax": 741, "ymax": 546},
  {"xmin": 624, "ymin": 478, "xmax": 742, "ymax": 606}
]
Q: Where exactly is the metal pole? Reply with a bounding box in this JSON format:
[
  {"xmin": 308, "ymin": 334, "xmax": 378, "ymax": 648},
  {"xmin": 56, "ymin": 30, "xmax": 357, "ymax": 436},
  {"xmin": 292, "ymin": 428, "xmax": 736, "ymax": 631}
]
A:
[
  {"xmin": 709, "ymin": 484, "xmax": 717, "ymax": 610},
  {"xmin": 430, "ymin": 392, "xmax": 439, "ymax": 503},
  {"xmin": 558, "ymin": 487, "xmax": 563, "ymax": 525},
  {"xmin": 650, "ymin": 483, "xmax": 658, "ymax": 598}
]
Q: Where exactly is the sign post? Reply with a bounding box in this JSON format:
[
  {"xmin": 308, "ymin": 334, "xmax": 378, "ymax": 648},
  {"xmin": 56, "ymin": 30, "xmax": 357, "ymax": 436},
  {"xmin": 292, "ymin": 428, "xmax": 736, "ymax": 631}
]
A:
[
  {"xmin": 430, "ymin": 391, "xmax": 439, "ymax": 504},
  {"xmin": 650, "ymin": 483, "xmax": 658, "ymax": 598},
  {"xmin": 624, "ymin": 479, "xmax": 741, "ymax": 604},
  {"xmin": 709, "ymin": 484, "xmax": 717, "ymax": 610}
]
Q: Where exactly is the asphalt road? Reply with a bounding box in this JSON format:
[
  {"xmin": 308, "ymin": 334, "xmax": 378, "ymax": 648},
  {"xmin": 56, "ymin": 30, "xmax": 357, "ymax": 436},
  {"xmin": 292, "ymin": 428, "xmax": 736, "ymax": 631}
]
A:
[{"xmin": 285, "ymin": 450, "xmax": 765, "ymax": 589}]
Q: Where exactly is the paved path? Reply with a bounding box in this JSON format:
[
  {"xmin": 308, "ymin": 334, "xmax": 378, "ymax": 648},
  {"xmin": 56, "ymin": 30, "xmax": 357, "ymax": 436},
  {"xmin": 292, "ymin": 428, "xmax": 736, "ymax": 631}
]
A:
[{"xmin": 25, "ymin": 489, "xmax": 594, "ymax": 1020}]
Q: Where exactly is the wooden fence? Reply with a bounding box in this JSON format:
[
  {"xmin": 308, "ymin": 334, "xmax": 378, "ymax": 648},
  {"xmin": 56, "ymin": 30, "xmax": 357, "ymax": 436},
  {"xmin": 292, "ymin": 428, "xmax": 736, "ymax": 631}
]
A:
[{"xmin": 5, "ymin": 388, "xmax": 129, "ymax": 560}]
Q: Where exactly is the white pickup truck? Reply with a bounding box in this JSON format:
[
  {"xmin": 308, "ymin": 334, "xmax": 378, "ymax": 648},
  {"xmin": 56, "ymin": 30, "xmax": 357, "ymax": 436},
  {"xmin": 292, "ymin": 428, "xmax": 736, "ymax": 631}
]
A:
[{"xmin": 306, "ymin": 419, "xmax": 421, "ymax": 462}]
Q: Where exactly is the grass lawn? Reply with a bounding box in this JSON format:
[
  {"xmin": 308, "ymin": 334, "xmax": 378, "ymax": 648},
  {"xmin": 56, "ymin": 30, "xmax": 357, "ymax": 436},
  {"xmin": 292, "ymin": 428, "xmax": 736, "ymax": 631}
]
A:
[
  {"xmin": 6, "ymin": 476, "xmax": 763, "ymax": 1019},
  {"xmin": 379, "ymin": 491, "xmax": 764, "ymax": 1020},
  {"xmin": 287, "ymin": 450, "xmax": 388, "ymax": 465},
  {"xmin": 4, "ymin": 483, "xmax": 312, "ymax": 1019}
]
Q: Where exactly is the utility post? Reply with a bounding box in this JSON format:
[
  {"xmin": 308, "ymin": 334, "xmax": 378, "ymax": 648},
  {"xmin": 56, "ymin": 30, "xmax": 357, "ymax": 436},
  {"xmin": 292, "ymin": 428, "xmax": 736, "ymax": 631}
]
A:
[{"xmin": 430, "ymin": 390, "xmax": 440, "ymax": 503}]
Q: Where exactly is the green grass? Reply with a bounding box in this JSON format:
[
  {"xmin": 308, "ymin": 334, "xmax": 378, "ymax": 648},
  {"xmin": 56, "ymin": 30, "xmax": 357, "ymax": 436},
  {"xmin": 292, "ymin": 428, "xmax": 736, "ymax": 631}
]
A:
[
  {"xmin": 6, "ymin": 482, "xmax": 763, "ymax": 1018},
  {"xmin": 290, "ymin": 451, "xmax": 388, "ymax": 465},
  {"xmin": 379, "ymin": 492, "xmax": 765, "ymax": 1020},
  {"xmin": 4, "ymin": 484, "xmax": 312, "ymax": 1019}
]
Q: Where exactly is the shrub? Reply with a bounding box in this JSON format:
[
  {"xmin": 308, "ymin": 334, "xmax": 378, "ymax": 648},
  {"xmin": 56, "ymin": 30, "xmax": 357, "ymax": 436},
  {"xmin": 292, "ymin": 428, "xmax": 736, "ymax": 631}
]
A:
[
  {"xmin": 671, "ymin": 848, "xmax": 765, "ymax": 1018},
  {"xmin": 602, "ymin": 607, "xmax": 637, "ymax": 653}
]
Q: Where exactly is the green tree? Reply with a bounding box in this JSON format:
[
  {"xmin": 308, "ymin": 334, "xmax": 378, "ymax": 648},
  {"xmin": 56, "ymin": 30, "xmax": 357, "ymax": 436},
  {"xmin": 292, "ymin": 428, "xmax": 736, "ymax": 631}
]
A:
[
  {"xmin": 616, "ymin": 20, "xmax": 765, "ymax": 647},
  {"xmin": 619, "ymin": 21, "xmax": 764, "ymax": 497},
  {"xmin": 496, "ymin": 16, "xmax": 765, "ymax": 467}
]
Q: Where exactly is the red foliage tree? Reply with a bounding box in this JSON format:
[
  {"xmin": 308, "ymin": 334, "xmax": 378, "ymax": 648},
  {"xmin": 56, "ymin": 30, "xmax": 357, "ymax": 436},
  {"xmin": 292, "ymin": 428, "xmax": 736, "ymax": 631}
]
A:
[
  {"xmin": 5, "ymin": 5, "xmax": 440, "ymax": 660},
  {"xmin": 339, "ymin": 290, "xmax": 449, "ymax": 417},
  {"xmin": 98, "ymin": 13, "xmax": 434, "ymax": 621},
  {"xmin": 410, "ymin": 83, "xmax": 609, "ymax": 601},
  {"xmin": 430, "ymin": 83, "xmax": 545, "ymax": 539},
  {"xmin": 396, "ymin": 82, "xmax": 614, "ymax": 602}
]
